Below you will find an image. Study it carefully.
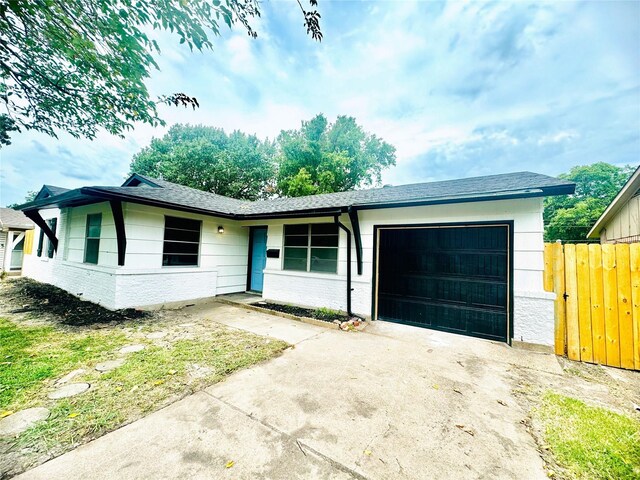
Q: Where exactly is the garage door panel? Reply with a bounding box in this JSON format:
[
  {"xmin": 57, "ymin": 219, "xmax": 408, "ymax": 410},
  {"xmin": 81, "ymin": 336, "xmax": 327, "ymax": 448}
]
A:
[
  {"xmin": 381, "ymin": 276, "xmax": 507, "ymax": 309},
  {"xmin": 377, "ymin": 225, "xmax": 510, "ymax": 342},
  {"xmin": 378, "ymin": 299, "xmax": 507, "ymax": 341}
]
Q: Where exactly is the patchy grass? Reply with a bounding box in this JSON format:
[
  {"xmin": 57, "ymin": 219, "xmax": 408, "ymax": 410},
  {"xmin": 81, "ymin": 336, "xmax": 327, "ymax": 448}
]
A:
[
  {"xmin": 0, "ymin": 280, "xmax": 289, "ymax": 477},
  {"xmin": 534, "ymin": 391, "xmax": 640, "ymax": 480},
  {"xmin": 0, "ymin": 318, "xmax": 128, "ymax": 409}
]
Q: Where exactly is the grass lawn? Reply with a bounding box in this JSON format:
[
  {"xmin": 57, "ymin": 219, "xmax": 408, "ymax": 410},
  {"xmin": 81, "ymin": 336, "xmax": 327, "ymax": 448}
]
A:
[
  {"xmin": 0, "ymin": 280, "xmax": 289, "ymax": 477},
  {"xmin": 534, "ymin": 391, "xmax": 640, "ymax": 480}
]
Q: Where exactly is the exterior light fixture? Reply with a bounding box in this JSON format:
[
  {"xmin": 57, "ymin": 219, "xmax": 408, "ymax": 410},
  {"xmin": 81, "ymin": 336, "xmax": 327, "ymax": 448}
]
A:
[{"xmin": 218, "ymin": 225, "xmax": 224, "ymax": 234}]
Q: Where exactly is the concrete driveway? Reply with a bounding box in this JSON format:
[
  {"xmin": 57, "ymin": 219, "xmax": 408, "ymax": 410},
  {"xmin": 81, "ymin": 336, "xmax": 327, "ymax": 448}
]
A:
[{"xmin": 17, "ymin": 303, "xmax": 557, "ymax": 480}]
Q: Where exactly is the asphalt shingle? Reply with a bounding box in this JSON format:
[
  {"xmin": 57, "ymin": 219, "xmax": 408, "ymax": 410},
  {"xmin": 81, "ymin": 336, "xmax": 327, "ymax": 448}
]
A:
[
  {"xmin": 0, "ymin": 208, "xmax": 35, "ymax": 229},
  {"xmin": 24, "ymin": 171, "xmax": 575, "ymax": 218}
]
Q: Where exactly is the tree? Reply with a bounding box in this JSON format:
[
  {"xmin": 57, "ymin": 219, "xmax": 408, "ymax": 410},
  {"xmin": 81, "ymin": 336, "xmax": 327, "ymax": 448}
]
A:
[
  {"xmin": 6, "ymin": 190, "xmax": 36, "ymax": 209},
  {"xmin": 544, "ymin": 162, "xmax": 636, "ymax": 242},
  {"xmin": 129, "ymin": 124, "xmax": 276, "ymax": 201},
  {"xmin": 0, "ymin": 0, "xmax": 322, "ymax": 147},
  {"xmin": 276, "ymin": 114, "xmax": 396, "ymax": 197}
]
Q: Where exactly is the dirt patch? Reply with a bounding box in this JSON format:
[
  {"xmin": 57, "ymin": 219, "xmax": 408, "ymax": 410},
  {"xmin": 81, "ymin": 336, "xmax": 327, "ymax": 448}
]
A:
[
  {"xmin": 251, "ymin": 302, "xmax": 348, "ymax": 323},
  {"xmin": 3, "ymin": 278, "xmax": 150, "ymax": 326}
]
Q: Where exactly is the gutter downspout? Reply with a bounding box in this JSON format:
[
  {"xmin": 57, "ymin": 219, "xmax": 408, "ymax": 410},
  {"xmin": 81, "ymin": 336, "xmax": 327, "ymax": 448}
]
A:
[{"xmin": 335, "ymin": 215, "xmax": 353, "ymax": 317}]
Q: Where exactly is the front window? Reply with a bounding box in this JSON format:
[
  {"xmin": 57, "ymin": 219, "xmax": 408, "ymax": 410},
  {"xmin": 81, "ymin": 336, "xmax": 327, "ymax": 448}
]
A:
[
  {"xmin": 84, "ymin": 213, "xmax": 102, "ymax": 264},
  {"xmin": 162, "ymin": 216, "xmax": 201, "ymax": 266},
  {"xmin": 283, "ymin": 224, "xmax": 339, "ymax": 273}
]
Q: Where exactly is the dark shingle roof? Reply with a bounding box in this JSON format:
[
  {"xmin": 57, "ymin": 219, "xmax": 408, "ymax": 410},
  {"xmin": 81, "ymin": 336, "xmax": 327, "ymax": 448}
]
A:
[
  {"xmin": 44, "ymin": 185, "xmax": 71, "ymax": 197},
  {"xmin": 22, "ymin": 171, "xmax": 575, "ymax": 218},
  {"xmin": 85, "ymin": 174, "xmax": 250, "ymax": 216},
  {"xmin": 238, "ymin": 171, "xmax": 574, "ymax": 215},
  {"xmin": 0, "ymin": 207, "xmax": 34, "ymax": 229}
]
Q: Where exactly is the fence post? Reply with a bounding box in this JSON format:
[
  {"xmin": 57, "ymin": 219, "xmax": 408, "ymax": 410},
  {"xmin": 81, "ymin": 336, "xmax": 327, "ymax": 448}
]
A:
[
  {"xmin": 552, "ymin": 241, "xmax": 567, "ymax": 356},
  {"xmin": 576, "ymin": 244, "xmax": 593, "ymax": 363},
  {"xmin": 630, "ymin": 243, "xmax": 640, "ymax": 371},
  {"xmin": 616, "ymin": 244, "xmax": 634, "ymax": 369},
  {"xmin": 564, "ymin": 244, "xmax": 580, "ymax": 360},
  {"xmin": 602, "ymin": 244, "xmax": 621, "ymax": 367},
  {"xmin": 544, "ymin": 243, "xmax": 554, "ymax": 292},
  {"xmin": 589, "ymin": 244, "xmax": 606, "ymax": 365}
]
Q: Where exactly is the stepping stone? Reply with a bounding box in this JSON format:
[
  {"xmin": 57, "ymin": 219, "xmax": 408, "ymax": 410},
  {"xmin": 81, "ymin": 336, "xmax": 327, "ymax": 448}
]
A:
[
  {"xmin": 0, "ymin": 408, "xmax": 50, "ymax": 436},
  {"xmin": 188, "ymin": 363, "xmax": 212, "ymax": 379},
  {"xmin": 119, "ymin": 344, "xmax": 145, "ymax": 354},
  {"xmin": 146, "ymin": 331, "xmax": 167, "ymax": 340},
  {"xmin": 95, "ymin": 358, "xmax": 126, "ymax": 372},
  {"xmin": 48, "ymin": 383, "xmax": 90, "ymax": 400},
  {"xmin": 55, "ymin": 368, "xmax": 85, "ymax": 385}
]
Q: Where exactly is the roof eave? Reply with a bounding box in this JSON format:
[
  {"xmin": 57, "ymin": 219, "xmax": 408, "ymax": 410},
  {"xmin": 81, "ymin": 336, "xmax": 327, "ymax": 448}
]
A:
[
  {"xmin": 352, "ymin": 186, "xmax": 574, "ymax": 211},
  {"xmin": 14, "ymin": 179, "xmax": 577, "ymax": 221},
  {"xmin": 17, "ymin": 189, "xmax": 98, "ymax": 211},
  {"xmin": 81, "ymin": 187, "xmax": 239, "ymax": 219}
]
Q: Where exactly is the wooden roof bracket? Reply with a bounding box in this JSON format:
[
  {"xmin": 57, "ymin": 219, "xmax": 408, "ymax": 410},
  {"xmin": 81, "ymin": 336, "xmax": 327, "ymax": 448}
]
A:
[
  {"xmin": 110, "ymin": 200, "xmax": 127, "ymax": 266},
  {"xmin": 348, "ymin": 206, "xmax": 363, "ymax": 275},
  {"xmin": 24, "ymin": 209, "xmax": 58, "ymax": 253}
]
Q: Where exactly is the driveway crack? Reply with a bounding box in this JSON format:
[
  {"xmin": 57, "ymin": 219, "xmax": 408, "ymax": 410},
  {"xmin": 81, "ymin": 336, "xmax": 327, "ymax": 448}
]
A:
[{"xmin": 203, "ymin": 390, "xmax": 370, "ymax": 480}]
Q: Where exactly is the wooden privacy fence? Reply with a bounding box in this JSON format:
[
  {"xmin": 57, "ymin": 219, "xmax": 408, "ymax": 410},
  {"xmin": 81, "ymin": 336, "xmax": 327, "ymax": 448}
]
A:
[{"xmin": 544, "ymin": 242, "xmax": 640, "ymax": 371}]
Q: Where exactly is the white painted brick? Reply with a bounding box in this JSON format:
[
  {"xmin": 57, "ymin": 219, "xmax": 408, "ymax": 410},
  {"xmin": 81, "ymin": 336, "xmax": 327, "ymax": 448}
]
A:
[
  {"xmin": 513, "ymin": 292, "xmax": 556, "ymax": 345},
  {"xmin": 23, "ymin": 197, "xmax": 554, "ymax": 344}
]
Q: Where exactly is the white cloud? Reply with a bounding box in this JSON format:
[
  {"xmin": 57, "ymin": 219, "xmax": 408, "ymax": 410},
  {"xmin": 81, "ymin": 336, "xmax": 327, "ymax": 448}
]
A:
[
  {"xmin": 537, "ymin": 130, "xmax": 580, "ymax": 145},
  {"xmin": 1, "ymin": 0, "xmax": 638, "ymax": 206}
]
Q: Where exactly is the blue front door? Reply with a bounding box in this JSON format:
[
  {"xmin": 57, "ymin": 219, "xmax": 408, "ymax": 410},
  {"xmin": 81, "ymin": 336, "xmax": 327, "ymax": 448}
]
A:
[{"xmin": 249, "ymin": 227, "xmax": 268, "ymax": 292}]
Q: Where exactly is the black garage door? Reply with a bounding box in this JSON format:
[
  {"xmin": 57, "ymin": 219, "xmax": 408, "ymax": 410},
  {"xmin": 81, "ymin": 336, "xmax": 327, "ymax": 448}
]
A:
[{"xmin": 375, "ymin": 224, "xmax": 510, "ymax": 342}]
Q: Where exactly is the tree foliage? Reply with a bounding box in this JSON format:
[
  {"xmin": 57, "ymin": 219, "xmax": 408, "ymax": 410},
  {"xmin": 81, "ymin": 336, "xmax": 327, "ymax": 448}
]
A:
[
  {"xmin": 544, "ymin": 162, "xmax": 636, "ymax": 242},
  {"xmin": 276, "ymin": 114, "xmax": 396, "ymax": 197},
  {"xmin": 129, "ymin": 124, "xmax": 276, "ymax": 201},
  {"xmin": 0, "ymin": 0, "xmax": 322, "ymax": 147},
  {"xmin": 128, "ymin": 116, "xmax": 397, "ymax": 201}
]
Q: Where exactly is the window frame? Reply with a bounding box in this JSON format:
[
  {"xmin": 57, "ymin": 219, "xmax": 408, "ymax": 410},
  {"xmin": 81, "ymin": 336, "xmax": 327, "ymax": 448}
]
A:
[
  {"xmin": 162, "ymin": 215, "xmax": 202, "ymax": 267},
  {"xmin": 36, "ymin": 228, "xmax": 45, "ymax": 257},
  {"xmin": 46, "ymin": 218, "xmax": 57, "ymax": 259},
  {"xmin": 283, "ymin": 223, "xmax": 339, "ymax": 274},
  {"xmin": 84, "ymin": 213, "xmax": 102, "ymax": 265}
]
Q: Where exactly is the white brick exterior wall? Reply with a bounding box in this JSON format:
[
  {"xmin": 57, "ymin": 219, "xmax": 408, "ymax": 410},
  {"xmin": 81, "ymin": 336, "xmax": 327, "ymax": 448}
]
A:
[
  {"xmin": 22, "ymin": 196, "xmax": 554, "ymax": 344},
  {"xmin": 23, "ymin": 203, "xmax": 239, "ymax": 310},
  {"xmin": 248, "ymin": 196, "xmax": 555, "ymax": 345},
  {"xmin": 512, "ymin": 290, "xmax": 556, "ymax": 345}
]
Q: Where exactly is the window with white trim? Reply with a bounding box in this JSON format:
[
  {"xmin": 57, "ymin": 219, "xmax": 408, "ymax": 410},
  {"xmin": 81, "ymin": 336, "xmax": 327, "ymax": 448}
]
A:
[
  {"xmin": 162, "ymin": 216, "xmax": 201, "ymax": 266},
  {"xmin": 84, "ymin": 213, "xmax": 102, "ymax": 264},
  {"xmin": 46, "ymin": 218, "xmax": 57, "ymax": 258},
  {"xmin": 283, "ymin": 224, "xmax": 339, "ymax": 273}
]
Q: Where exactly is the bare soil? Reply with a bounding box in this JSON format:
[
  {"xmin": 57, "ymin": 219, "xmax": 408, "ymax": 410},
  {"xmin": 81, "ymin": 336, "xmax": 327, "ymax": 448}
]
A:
[
  {"xmin": 4, "ymin": 278, "xmax": 150, "ymax": 326},
  {"xmin": 250, "ymin": 301, "xmax": 349, "ymax": 323}
]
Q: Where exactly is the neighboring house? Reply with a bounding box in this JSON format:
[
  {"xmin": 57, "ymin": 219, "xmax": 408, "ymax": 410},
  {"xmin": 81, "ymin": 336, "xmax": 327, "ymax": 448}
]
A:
[
  {"xmin": 18, "ymin": 171, "xmax": 574, "ymax": 346},
  {"xmin": 587, "ymin": 165, "xmax": 640, "ymax": 243},
  {"xmin": 0, "ymin": 207, "xmax": 35, "ymax": 275}
]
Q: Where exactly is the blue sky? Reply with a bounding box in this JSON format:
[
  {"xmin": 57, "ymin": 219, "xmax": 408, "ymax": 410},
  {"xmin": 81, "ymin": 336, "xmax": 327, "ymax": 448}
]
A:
[{"xmin": 1, "ymin": 0, "xmax": 638, "ymax": 206}]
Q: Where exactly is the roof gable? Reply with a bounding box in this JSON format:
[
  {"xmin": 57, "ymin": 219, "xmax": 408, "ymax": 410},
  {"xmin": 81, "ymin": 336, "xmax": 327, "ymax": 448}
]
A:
[
  {"xmin": 34, "ymin": 185, "xmax": 71, "ymax": 200},
  {"xmin": 121, "ymin": 173, "xmax": 163, "ymax": 188}
]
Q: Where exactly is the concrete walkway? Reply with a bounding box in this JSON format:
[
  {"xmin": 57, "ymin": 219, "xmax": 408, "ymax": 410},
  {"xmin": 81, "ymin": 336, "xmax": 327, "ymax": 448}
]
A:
[{"xmin": 17, "ymin": 303, "xmax": 556, "ymax": 480}]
